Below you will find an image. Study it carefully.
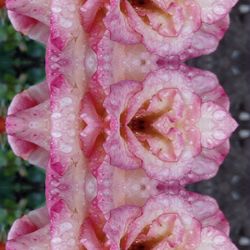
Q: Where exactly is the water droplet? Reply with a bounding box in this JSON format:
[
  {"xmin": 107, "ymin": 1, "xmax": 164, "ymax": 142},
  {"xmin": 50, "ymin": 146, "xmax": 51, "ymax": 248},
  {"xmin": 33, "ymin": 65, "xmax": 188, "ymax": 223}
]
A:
[
  {"xmin": 213, "ymin": 5, "xmax": 227, "ymax": 15},
  {"xmin": 60, "ymin": 18, "xmax": 73, "ymax": 28},
  {"xmin": 51, "ymin": 237, "xmax": 62, "ymax": 244},
  {"xmin": 213, "ymin": 130, "xmax": 226, "ymax": 140},
  {"xmin": 52, "ymin": 112, "xmax": 62, "ymax": 119},
  {"xmin": 52, "ymin": 131, "xmax": 62, "ymax": 138},
  {"xmin": 213, "ymin": 110, "xmax": 226, "ymax": 121},
  {"xmin": 60, "ymin": 144, "xmax": 73, "ymax": 153},
  {"xmin": 60, "ymin": 97, "xmax": 73, "ymax": 107},
  {"xmin": 52, "ymin": 6, "xmax": 62, "ymax": 13},
  {"xmin": 214, "ymin": 235, "xmax": 225, "ymax": 244}
]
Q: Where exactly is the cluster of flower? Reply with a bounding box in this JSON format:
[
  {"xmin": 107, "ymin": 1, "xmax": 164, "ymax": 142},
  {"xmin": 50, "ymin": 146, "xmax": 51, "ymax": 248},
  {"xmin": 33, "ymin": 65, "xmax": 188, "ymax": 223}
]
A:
[{"xmin": 5, "ymin": 0, "xmax": 239, "ymax": 249}]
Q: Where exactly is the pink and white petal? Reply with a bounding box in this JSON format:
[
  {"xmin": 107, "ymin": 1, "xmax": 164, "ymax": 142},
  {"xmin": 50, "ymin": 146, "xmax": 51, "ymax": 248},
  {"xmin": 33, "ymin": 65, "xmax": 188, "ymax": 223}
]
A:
[
  {"xmin": 7, "ymin": 81, "xmax": 49, "ymax": 116},
  {"xmin": 202, "ymin": 85, "xmax": 230, "ymax": 111},
  {"xmin": 181, "ymin": 155, "xmax": 218, "ymax": 185},
  {"xmin": 80, "ymin": 219, "xmax": 104, "ymax": 250},
  {"xmin": 104, "ymin": 0, "xmax": 142, "ymax": 44},
  {"xmin": 91, "ymin": 153, "xmax": 161, "ymax": 221},
  {"xmin": 126, "ymin": 69, "xmax": 202, "ymax": 123},
  {"xmin": 80, "ymin": 93, "xmax": 103, "ymax": 157},
  {"xmin": 181, "ymin": 141, "xmax": 230, "ymax": 184},
  {"xmin": 7, "ymin": 100, "xmax": 50, "ymax": 151},
  {"xmin": 6, "ymin": 0, "xmax": 50, "ymax": 44},
  {"xmin": 104, "ymin": 80, "xmax": 142, "ymax": 169},
  {"xmin": 124, "ymin": 2, "xmax": 188, "ymax": 58},
  {"xmin": 126, "ymin": 126, "xmax": 195, "ymax": 183},
  {"xmin": 94, "ymin": 157, "xmax": 115, "ymax": 218},
  {"xmin": 27, "ymin": 147, "xmax": 50, "ymax": 168},
  {"xmin": 8, "ymin": 11, "xmax": 49, "ymax": 44},
  {"xmin": 24, "ymin": 81, "xmax": 50, "ymax": 104},
  {"xmin": 202, "ymin": 140, "xmax": 230, "ymax": 166},
  {"xmin": 104, "ymin": 205, "xmax": 141, "ymax": 250},
  {"xmin": 6, "ymin": 82, "xmax": 50, "ymax": 167},
  {"xmin": 125, "ymin": 194, "xmax": 201, "ymax": 249},
  {"xmin": 201, "ymin": 15, "xmax": 230, "ymax": 40},
  {"xmin": 6, "ymin": 0, "xmax": 50, "ymax": 25},
  {"xmin": 80, "ymin": 0, "xmax": 105, "ymax": 32},
  {"xmin": 197, "ymin": 227, "xmax": 238, "ymax": 250},
  {"xmin": 6, "ymin": 226, "xmax": 50, "ymax": 250},
  {"xmin": 104, "ymin": 131, "xmax": 142, "ymax": 169},
  {"xmin": 7, "ymin": 207, "xmax": 50, "ymax": 250},
  {"xmin": 198, "ymin": 102, "xmax": 238, "ymax": 149},
  {"xmin": 123, "ymin": 0, "xmax": 204, "ymax": 59},
  {"xmin": 95, "ymin": 31, "xmax": 159, "ymax": 93},
  {"xmin": 7, "ymin": 136, "xmax": 49, "ymax": 168},
  {"xmin": 152, "ymin": 0, "xmax": 201, "ymax": 35},
  {"xmin": 184, "ymin": 67, "xmax": 230, "ymax": 110},
  {"xmin": 112, "ymin": 168, "xmax": 161, "ymax": 208},
  {"xmin": 187, "ymin": 192, "xmax": 230, "ymax": 235},
  {"xmin": 47, "ymin": 89, "xmax": 87, "ymax": 249},
  {"xmin": 46, "ymin": 1, "xmax": 88, "ymax": 249},
  {"xmin": 181, "ymin": 16, "xmax": 229, "ymax": 60},
  {"xmin": 8, "ymin": 207, "xmax": 49, "ymax": 241},
  {"xmin": 197, "ymin": 0, "xmax": 238, "ymax": 24}
]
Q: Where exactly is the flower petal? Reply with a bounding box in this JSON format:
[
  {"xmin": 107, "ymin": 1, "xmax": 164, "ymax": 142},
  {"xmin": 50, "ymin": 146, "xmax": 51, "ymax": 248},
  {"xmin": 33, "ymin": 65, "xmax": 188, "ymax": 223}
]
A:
[
  {"xmin": 198, "ymin": 102, "xmax": 238, "ymax": 149},
  {"xmin": 6, "ymin": 0, "xmax": 50, "ymax": 43},
  {"xmin": 7, "ymin": 207, "xmax": 50, "ymax": 250},
  {"xmin": 197, "ymin": 0, "xmax": 238, "ymax": 24},
  {"xmin": 6, "ymin": 82, "xmax": 50, "ymax": 168},
  {"xmin": 104, "ymin": 80, "xmax": 142, "ymax": 169},
  {"xmin": 197, "ymin": 227, "xmax": 237, "ymax": 250}
]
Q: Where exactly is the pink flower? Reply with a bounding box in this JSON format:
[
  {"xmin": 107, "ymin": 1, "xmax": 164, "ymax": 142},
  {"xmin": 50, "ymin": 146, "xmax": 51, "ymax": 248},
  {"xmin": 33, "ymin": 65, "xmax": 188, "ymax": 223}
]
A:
[
  {"xmin": 104, "ymin": 0, "xmax": 237, "ymax": 60},
  {"xmin": 6, "ymin": 207, "xmax": 50, "ymax": 249},
  {"xmin": 6, "ymin": 82, "xmax": 50, "ymax": 168},
  {"xmin": 4, "ymin": 0, "xmax": 239, "ymax": 249},
  {"xmin": 6, "ymin": 0, "xmax": 50, "ymax": 43},
  {"xmin": 80, "ymin": 191, "xmax": 237, "ymax": 250},
  {"xmin": 103, "ymin": 66, "xmax": 237, "ymax": 184},
  {"xmin": 103, "ymin": 192, "xmax": 237, "ymax": 250}
]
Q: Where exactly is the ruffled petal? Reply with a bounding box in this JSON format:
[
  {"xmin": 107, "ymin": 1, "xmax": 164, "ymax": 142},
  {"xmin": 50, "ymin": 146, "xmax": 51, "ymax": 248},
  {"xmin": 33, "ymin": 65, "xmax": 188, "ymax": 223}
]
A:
[
  {"xmin": 7, "ymin": 207, "xmax": 50, "ymax": 250},
  {"xmin": 198, "ymin": 102, "xmax": 238, "ymax": 149},
  {"xmin": 6, "ymin": 0, "xmax": 50, "ymax": 43},
  {"xmin": 197, "ymin": 227, "xmax": 238, "ymax": 250},
  {"xmin": 104, "ymin": 80, "xmax": 142, "ymax": 169},
  {"xmin": 6, "ymin": 82, "xmax": 50, "ymax": 168},
  {"xmin": 197, "ymin": 0, "xmax": 238, "ymax": 24}
]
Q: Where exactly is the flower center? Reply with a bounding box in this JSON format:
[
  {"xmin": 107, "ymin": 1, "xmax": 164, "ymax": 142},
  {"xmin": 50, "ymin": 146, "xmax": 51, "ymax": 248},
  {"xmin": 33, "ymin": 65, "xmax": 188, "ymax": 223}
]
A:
[
  {"xmin": 126, "ymin": 0, "xmax": 185, "ymax": 36},
  {"xmin": 127, "ymin": 213, "xmax": 185, "ymax": 250},
  {"xmin": 125, "ymin": 88, "xmax": 185, "ymax": 162}
]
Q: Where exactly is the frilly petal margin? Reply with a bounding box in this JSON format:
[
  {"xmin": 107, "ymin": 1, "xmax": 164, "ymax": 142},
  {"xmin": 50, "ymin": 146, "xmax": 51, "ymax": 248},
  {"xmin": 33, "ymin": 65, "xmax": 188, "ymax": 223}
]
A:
[
  {"xmin": 104, "ymin": 66, "xmax": 238, "ymax": 184},
  {"xmin": 104, "ymin": 0, "xmax": 236, "ymax": 60},
  {"xmin": 6, "ymin": 207, "xmax": 50, "ymax": 250},
  {"xmin": 6, "ymin": 82, "xmax": 50, "ymax": 168},
  {"xmin": 104, "ymin": 191, "xmax": 236, "ymax": 250},
  {"xmin": 6, "ymin": 0, "xmax": 50, "ymax": 44}
]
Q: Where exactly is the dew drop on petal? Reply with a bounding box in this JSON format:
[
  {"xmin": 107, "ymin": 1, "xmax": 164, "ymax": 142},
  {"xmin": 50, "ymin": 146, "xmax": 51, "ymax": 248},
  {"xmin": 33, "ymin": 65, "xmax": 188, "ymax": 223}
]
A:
[
  {"xmin": 213, "ymin": 130, "xmax": 227, "ymax": 140},
  {"xmin": 213, "ymin": 110, "xmax": 227, "ymax": 121}
]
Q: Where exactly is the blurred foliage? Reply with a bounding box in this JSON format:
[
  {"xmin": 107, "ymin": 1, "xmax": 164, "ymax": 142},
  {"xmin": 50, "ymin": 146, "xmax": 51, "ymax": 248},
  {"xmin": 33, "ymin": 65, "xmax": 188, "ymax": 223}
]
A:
[{"xmin": 0, "ymin": 9, "xmax": 46, "ymax": 242}]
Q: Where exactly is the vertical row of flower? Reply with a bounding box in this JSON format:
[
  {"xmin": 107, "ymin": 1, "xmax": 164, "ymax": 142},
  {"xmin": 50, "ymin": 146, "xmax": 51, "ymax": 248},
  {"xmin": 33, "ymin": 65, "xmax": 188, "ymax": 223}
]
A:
[{"xmin": 4, "ymin": 0, "xmax": 238, "ymax": 249}]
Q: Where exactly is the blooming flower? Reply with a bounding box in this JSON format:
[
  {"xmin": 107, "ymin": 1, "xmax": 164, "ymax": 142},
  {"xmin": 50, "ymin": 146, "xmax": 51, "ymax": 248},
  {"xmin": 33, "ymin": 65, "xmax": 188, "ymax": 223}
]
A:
[
  {"xmin": 80, "ymin": 191, "xmax": 237, "ymax": 250},
  {"xmin": 6, "ymin": 207, "xmax": 50, "ymax": 249},
  {"xmin": 104, "ymin": 0, "xmax": 238, "ymax": 60},
  {"xmin": 6, "ymin": 0, "xmax": 50, "ymax": 43},
  {"xmin": 6, "ymin": 82, "xmax": 50, "ymax": 168},
  {"xmin": 103, "ymin": 66, "xmax": 237, "ymax": 183},
  {"xmin": 4, "ymin": 0, "xmax": 239, "ymax": 249}
]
